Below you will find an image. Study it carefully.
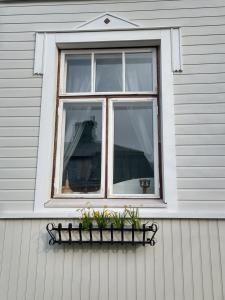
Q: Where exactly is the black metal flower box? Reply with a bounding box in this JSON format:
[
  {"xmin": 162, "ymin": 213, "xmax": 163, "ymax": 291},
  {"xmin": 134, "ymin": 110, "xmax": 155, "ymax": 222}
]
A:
[{"xmin": 46, "ymin": 222, "xmax": 158, "ymax": 246}]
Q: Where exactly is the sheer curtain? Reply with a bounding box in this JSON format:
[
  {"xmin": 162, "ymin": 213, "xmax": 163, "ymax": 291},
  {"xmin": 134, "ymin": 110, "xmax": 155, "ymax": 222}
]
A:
[
  {"xmin": 125, "ymin": 52, "xmax": 153, "ymax": 92},
  {"xmin": 66, "ymin": 55, "xmax": 91, "ymax": 93},
  {"xmin": 95, "ymin": 54, "xmax": 122, "ymax": 92}
]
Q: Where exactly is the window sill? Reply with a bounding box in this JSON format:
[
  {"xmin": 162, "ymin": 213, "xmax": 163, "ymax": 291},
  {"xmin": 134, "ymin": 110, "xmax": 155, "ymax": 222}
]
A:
[
  {"xmin": 45, "ymin": 198, "xmax": 166, "ymax": 208},
  {"xmin": 1, "ymin": 205, "xmax": 225, "ymax": 219}
]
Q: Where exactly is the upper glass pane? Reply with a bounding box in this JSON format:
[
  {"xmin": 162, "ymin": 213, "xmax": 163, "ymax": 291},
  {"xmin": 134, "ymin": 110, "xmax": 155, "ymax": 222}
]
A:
[
  {"xmin": 112, "ymin": 101, "xmax": 155, "ymax": 195},
  {"xmin": 66, "ymin": 54, "xmax": 91, "ymax": 93},
  {"xmin": 95, "ymin": 54, "xmax": 122, "ymax": 92},
  {"xmin": 62, "ymin": 102, "xmax": 102, "ymax": 194},
  {"xmin": 125, "ymin": 52, "xmax": 153, "ymax": 92}
]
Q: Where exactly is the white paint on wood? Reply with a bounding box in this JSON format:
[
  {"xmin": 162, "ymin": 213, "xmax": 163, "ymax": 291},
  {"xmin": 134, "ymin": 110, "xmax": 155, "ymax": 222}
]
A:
[
  {"xmin": 77, "ymin": 12, "xmax": 139, "ymax": 30},
  {"xmin": 34, "ymin": 32, "xmax": 45, "ymax": 75},
  {"xmin": 0, "ymin": 219, "xmax": 223, "ymax": 300},
  {"xmin": 0, "ymin": 0, "xmax": 225, "ymax": 215},
  {"xmin": 171, "ymin": 27, "xmax": 183, "ymax": 72}
]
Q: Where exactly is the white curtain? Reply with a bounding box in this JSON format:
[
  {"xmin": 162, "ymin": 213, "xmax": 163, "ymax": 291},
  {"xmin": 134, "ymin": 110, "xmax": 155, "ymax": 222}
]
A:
[
  {"xmin": 95, "ymin": 54, "xmax": 122, "ymax": 92},
  {"xmin": 125, "ymin": 53, "xmax": 153, "ymax": 91},
  {"xmin": 66, "ymin": 56, "xmax": 91, "ymax": 93}
]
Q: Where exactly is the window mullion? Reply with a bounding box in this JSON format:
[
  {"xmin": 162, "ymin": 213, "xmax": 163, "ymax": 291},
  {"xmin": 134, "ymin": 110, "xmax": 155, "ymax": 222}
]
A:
[
  {"xmin": 122, "ymin": 52, "xmax": 125, "ymax": 92},
  {"xmin": 153, "ymin": 99, "xmax": 160, "ymax": 197},
  {"xmin": 107, "ymin": 98, "xmax": 114, "ymax": 197},
  {"xmin": 91, "ymin": 52, "xmax": 95, "ymax": 92}
]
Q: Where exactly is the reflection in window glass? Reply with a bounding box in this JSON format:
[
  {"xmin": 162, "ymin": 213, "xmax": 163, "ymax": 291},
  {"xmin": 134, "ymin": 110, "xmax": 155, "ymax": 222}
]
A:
[
  {"xmin": 66, "ymin": 55, "xmax": 91, "ymax": 93},
  {"xmin": 125, "ymin": 52, "xmax": 153, "ymax": 92},
  {"xmin": 62, "ymin": 103, "xmax": 102, "ymax": 194},
  {"xmin": 113, "ymin": 102, "xmax": 155, "ymax": 194},
  {"xmin": 95, "ymin": 54, "xmax": 122, "ymax": 92}
]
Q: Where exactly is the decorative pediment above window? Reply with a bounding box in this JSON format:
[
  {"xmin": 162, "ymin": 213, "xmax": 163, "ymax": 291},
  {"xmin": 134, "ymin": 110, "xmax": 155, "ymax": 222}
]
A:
[
  {"xmin": 77, "ymin": 13, "xmax": 140, "ymax": 30},
  {"xmin": 34, "ymin": 14, "xmax": 183, "ymax": 75}
]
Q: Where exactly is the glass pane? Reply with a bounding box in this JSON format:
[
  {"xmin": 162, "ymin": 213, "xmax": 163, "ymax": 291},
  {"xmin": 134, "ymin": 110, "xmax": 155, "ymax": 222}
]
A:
[
  {"xmin": 113, "ymin": 101, "xmax": 155, "ymax": 195},
  {"xmin": 95, "ymin": 54, "xmax": 122, "ymax": 92},
  {"xmin": 66, "ymin": 54, "xmax": 91, "ymax": 93},
  {"xmin": 62, "ymin": 102, "xmax": 102, "ymax": 194},
  {"xmin": 125, "ymin": 52, "xmax": 153, "ymax": 92}
]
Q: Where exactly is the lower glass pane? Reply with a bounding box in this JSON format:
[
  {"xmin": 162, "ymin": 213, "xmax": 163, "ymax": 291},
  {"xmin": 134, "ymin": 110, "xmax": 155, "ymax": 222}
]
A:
[
  {"xmin": 113, "ymin": 101, "xmax": 155, "ymax": 195},
  {"xmin": 62, "ymin": 102, "xmax": 102, "ymax": 194}
]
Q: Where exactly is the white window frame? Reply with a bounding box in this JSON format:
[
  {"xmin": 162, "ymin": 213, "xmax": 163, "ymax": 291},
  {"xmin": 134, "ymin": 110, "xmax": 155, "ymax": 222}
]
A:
[
  {"xmin": 107, "ymin": 97, "xmax": 160, "ymax": 199},
  {"xmin": 54, "ymin": 98, "xmax": 106, "ymax": 199},
  {"xmin": 60, "ymin": 48, "xmax": 157, "ymax": 95},
  {"xmin": 33, "ymin": 27, "xmax": 178, "ymax": 217},
  {"xmin": 54, "ymin": 96, "xmax": 159, "ymax": 200}
]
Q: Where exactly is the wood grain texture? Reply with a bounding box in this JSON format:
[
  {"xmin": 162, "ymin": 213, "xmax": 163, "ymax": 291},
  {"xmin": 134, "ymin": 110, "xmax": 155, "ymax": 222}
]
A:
[
  {"xmin": 0, "ymin": 0, "xmax": 225, "ymax": 204},
  {"xmin": 0, "ymin": 219, "xmax": 223, "ymax": 300}
]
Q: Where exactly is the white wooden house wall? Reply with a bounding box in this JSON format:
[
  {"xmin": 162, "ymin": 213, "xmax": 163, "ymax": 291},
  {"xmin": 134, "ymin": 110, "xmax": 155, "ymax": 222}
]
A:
[{"xmin": 0, "ymin": 0, "xmax": 225, "ymax": 299}]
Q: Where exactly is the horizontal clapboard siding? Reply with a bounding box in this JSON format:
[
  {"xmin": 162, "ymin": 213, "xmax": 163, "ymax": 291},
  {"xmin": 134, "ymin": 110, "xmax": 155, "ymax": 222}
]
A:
[
  {"xmin": 0, "ymin": 219, "xmax": 224, "ymax": 300},
  {"xmin": 0, "ymin": 0, "xmax": 225, "ymax": 204}
]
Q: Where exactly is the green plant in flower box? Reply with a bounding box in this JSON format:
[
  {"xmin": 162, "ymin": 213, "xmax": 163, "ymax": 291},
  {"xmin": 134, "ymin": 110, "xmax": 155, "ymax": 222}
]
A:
[{"xmin": 125, "ymin": 207, "xmax": 141, "ymax": 229}]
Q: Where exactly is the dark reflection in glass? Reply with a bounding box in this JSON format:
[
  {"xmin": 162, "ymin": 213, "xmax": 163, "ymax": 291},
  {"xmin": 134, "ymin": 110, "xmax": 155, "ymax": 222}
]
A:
[
  {"xmin": 62, "ymin": 103, "xmax": 102, "ymax": 194},
  {"xmin": 113, "ymin": 102, "xmax": 155, "ymax": 194}
]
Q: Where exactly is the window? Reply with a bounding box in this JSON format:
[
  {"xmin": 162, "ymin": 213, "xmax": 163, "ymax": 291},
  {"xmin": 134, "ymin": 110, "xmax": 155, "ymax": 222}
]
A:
[
  {"xmin": 53, "ymin": 49, "xmax": 160, "ymax": 200},
  {"xmin": 34, "ymin": 25, "xmax": 178, "ymax": 213}
]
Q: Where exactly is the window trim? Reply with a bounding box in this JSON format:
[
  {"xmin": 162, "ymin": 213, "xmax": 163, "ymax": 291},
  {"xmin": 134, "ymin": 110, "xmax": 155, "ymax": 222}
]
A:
[{"xmin": 34, "ymin": 28, "xmax": 178, "ymax": 215}]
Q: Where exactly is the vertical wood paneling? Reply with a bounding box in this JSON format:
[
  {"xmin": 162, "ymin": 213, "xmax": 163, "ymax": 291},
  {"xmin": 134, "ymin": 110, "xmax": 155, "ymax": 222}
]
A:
[
  {"xmin": 71, "ymin": 247, "xmax": 82, "ymax": 300},
  {"xmin": 17, "ymin": 220, "xmax": 32, "ymax": 300},
  {"xmin": 0, "ymin": 221, "xmax": 6, "ymax": 287},
  {"xmin": 162, "ymin": 220, "xmax": 175, "ymax": 300},
  {"xmin": 181, "ymin": 220, "xmax": 194, "ymax": 300},
  {"xmin": 117, "ymin": 248, "xmax": 126, "ymax": 300},
  {"xmin": 99, "ymin": 248, "xmax": 109, "ymax": 300},
  {"xmin": 108, "ymin": 248, "xmax": 117, "ymax": 300},
  {"xmin": 199, "ymin": 220, "xmax": 214, "ymax": 300},
  {"xmin": 51, "ymin": 245, "xmax": 65, "ymax": 300},
  {"xmin": 43, "ymin": 221, "xmax": 55, "ymax": 300},
  {"xmin": 145, "ymin": 237, "xmax": 155, "ymax": 300},
  {"xmin": 34, "ymin": 220, "xmax": 48, "ymax": 300},
  {"xmin": 171, "ymin": 220, "xmax": 184, "ymax": 300},
  {"xmin": 7, "ymin": 221, "xmax": 23, "ymax": 300},
  {"xmin": 62, "ymin": 245, "xmax": 73, "ymax": 300},
  {"xmin": 190, "ymin": 220, "xmax": 204, "ymax": 300},
  {"xmin": 136, "ymin": 246, "xmax": 146, "ymax": 300},
  {"xmin": 0, "ymin": 219, "xmax": 225, "ymax": 300},
  {"xmin": 25, "ymin": 220, "xmax": 41, "ymax": 300},
  {"xmin": 154, "ymin": 222, "xmax": 165, "ymax": 300},
  {"xmin": 218, "ymin": 221, "xmax": 225, "ymax": 300},
  {"xmin": 126, "ymin": 248, "xmax": 137, "ymax": 300},
  {"xmin": 0, "ymin": 221, "xmax": 15, "ymax": 300},
  {"xmin": 80, "ymin": 247, "xmax": 91, "ymax": 300},
  {"xmin": 89, "ymin": 249, "xmax": 100, "ymax": 300},
  {"xmin": 209, "ymin": 221, "xmax": 224, "ymax": 300}
]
